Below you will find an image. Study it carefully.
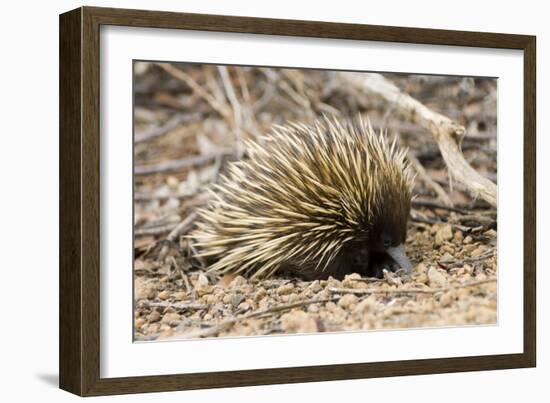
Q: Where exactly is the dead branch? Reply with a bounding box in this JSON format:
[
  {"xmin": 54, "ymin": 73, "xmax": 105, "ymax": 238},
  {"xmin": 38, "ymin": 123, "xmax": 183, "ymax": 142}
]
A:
[
  {"xmin": 337, "ymin": 72, "xmax": 497, "ymax": 207},
  {"xmin": 134, "ymin": 149, "xmax": 233, "ymax": 176},
  {"xmin": 411, "ymin": 200, "xmax": 470, "ymax": 214},
  {"xmin": 134, "ymin": 113, "xmax": 201, "ymax": 144},
  {"xmin": 155, "ymin": 63, "xmax": 232, "ymax": 120},
  {"xmin": 408, "ymin": 152, "xmax": 453, "ymax": 206},
  {"xmin": 167, "ymin": 297, "xmax": 339, "ymax": 339},
  {"xmin": 136, "ymin": 300, "xmax": 208, "ymax": 311},
  {"xmin": 439, "ymin": 250, "xmax": 495, "ymax": 269},
  {"xmin": 166, "ymin": 211, "xmax": 198, "ymax": 243},
  {"xmin": 328, "ymin": 277, "xmax": 496, "ymax": 296},
  {"xmin": 134, "ymin": 223, "xmax": 178, "ymax": 236}
]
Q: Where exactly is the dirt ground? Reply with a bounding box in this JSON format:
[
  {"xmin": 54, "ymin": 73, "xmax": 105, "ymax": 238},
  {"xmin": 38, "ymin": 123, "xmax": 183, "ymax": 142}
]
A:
[{"xmin": 132, "ymin": 64, "xmax": 497, "ymax": 341}]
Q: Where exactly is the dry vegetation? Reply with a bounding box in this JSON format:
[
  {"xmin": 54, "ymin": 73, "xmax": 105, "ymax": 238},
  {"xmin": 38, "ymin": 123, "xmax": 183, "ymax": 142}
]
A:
[{"xmin": 133, "ymin": 62, "xmax": 497, "ymax": 341}]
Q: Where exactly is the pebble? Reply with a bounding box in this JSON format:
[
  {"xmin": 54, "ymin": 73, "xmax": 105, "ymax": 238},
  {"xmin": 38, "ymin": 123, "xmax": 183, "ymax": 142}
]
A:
[
  {"xmin": 471, "ymin": 247, "xmax": 487, "ymax": 257},
  {"xmin": 307, "ymin": 280, "xmax": 323, "ymax": 293},
  {"xmin": 158, "ymin": 290, "xmax": 170, "ymax": 300},
  {"xmin": 453, "ymin": 230, "xmax": 464, "ymax": 243},
  {"xmin": 147, "ymin": 310, "xmax": 161, "ymax": 323},
  {"xmin": 435, "ymin": 224, "xmax": 453, "ymax": 245},
  {"xmin": 463, "ymin": 235, "xmax": 473, "ymax": 244},
  {"xmin": 338, "ymin": 294, "xmax": 359, "ymax": 308},
  {"xmin": 161, "ymin": 312, "xmax": 181, "ymax": 324},
  {"xmin": 342, "ymin": 273, "xmax": 362, "ymax": 288},
  {"xmin": 196, "ymin": 273, "xmax": 209, "ymax": 288},
  {"xmin": 439, "ymin": 292, "xmax": 454, "ymax": 307},
  {"xmin": 254, "ymin": 288, "xmax": 267, "ymax": 301},
  {"xmin": 287, "ymin": 293, "xmax": 299, "ymax": 304},
  {"xmin": 231, "ymin": 294, "xmax": 245, "ymax": 307},
  {"xmin": 484, "ymin": 229, "xmax": 497, "ymax": 239},
  {"xmin": 428, "ymin": 267, "xmax": 448, "ymax": 287},
  {"xmin": 277, "ymin": 283, "xmax": 295, "ymax": 295},
  {"xmin": 172, "ymin": 291, "xmax": 187, "ymax": 300},
  {"xmin": 414, "ymin": 273, "xmax": 429, "ymax": 285},
  {"xmin": 353, "ymin": 297, "xmax": 377, "ymax": 314},
  {"xmin": 229, "ymin": 275, "xmax": 247, "ymax": 288},
  {"xmin": 415, "ymin": 263, "xmax": 428, "ymax": 274},
  {"xmin": 280, "ymin": 311, "xmax": 317, "ymax": 333},
  {"xmin": 238, "ymin": 302, "xmax": 251, "ymax": 311},
  {"xmin": 307, "ymin": 304, "xmax": 320, "ymax": 313}
]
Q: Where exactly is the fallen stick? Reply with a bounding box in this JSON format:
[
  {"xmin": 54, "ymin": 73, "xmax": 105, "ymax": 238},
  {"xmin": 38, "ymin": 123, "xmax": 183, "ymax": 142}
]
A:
[
  {"xmin": 337, "ymin": 72, "xmax": 497, "ymax": 207},
  {"xmin": 165, "ymin": 297, "xmax": 339, "ymax": 339},
  {"xmin": 134, "ymin": 113, "xmax": 201, "ymax": 144},
  {"xmin": 439, "ymin": 250, "xmax": 495, "ymax": 269},
  {"xmin": 408, "ymin": 152, "xmax": 454, "ymax": 206},
  {"xmin": 136, "ymin": 300, "xmax": 209, "ymax": 311},
  {"xmin": 411, "ymin": 199, "xmax": 470, "ymax": 214},
  {"xmin": 328, "ymin": 277, "xmax": 496, "ymax": 296},
  {"xmin": 134, "ymin": 149, "xmax": 233, "ymax": 176}
]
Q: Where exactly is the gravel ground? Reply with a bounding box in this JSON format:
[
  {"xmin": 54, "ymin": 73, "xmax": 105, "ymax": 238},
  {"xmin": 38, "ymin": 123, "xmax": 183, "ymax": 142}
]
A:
[{"xmin": 134, "ymin": 222, "xmax": 497, "ymax": 341}]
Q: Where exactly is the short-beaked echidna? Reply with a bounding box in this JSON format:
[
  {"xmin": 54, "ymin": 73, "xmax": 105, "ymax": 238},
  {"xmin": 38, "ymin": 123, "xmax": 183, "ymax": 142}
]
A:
[{"xmin": 191, "ymin": 116, "xmax": 414, "ymax": 279}]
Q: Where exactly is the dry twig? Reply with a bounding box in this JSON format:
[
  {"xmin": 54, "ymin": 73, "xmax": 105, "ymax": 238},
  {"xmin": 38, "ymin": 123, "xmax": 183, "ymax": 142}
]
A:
[
  {"xmin": 134, "ymin": 113, "xmax": 201, "ymax": 143},
  {"xmin": 328, "ymin": 277, "xmax": 496, "ymax": 296},
  {"xmin": 134, "ymin": 149, "xmax": 233, "ymax": 175},
  {"xmin": 166, "ymin": 297, "xmax": 339, "ymax": 338}
]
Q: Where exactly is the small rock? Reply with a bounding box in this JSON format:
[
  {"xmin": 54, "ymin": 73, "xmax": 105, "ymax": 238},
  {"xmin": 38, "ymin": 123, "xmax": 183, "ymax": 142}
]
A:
[
  {"xmin": 229, "ymin": 275, "xmax": 247, "ymax": 288},
  {"xmin": 428, "ymin": 267, "xmax": 447, "ymax": 287},
  {"xmin": 196, "ymin": 285, "xmax": 213, "ymax": 297},
  {"xmin": 196, "ymin": 273, "xmax": 209, "ymax": 288},
  {"xmin": 484, "ymin": 229, "xmax": 497, "ymax": 239},
  {"xmin": 172, "ymin": 291, "xmax": 187, "ymax": 300},
  {"xmin": 441, "ymin": 252, "xmax": 454, "ymax": 261},
  {"xmin": 435, "ymin": 224, "xmax": 453, "ymax": 246},
  {"xmin": 453, "ymin": 230, "xmax": 464, "ymax": 243},
  {"xmin": 158, "ymin": 290, "xmax": 170, "ymax": 300},
  {"xmin": 280, "ymin": 310, "xmax": 317, "ymax": 333},
  {"xmin": 415, "ymin": 263, "xmax": 428, "ymax": 274},
  {"xmin": 238, "ymin": 302, "xmax": 251, "ymax": 311},
  {"xmin": 471, "ymin": 247, "xmax": 486, "ymax": 257},
  {"xmin": 463, "ymin": 235, "xmax": 473, "ymax": 244},
  {"xmin": 342, "ymin": 273, "xmax": 362, "ymax": 288},
  {"xmin": 383, "ymin": 270, "xmax": 403, "ymax": 286},
  {"xmin": 287, "ymin": 293, "xmax": 299, "ymax": 304},
  {"xmin": 254, "ymin": 288, "xmax": 267, "ymax": 301},
  {"xmin": 439, "ymin": 292, "xmax": 454, "ymax": 307},
  {"xmin": 307, "ymin": 304, "xmax": 320, "ymax": 313},
  {"xmin": 231, "ymin": 294, "xmax": 245, "ymax": 307},
  {"xmin": 166, "ymin": 175, "xmax": 179, "ymax": 188},
  {"xmin": 353, "ymin": 296, "xmax": 377, "ymax": 314},
  {"xmin": 338, "ymin": 294, "xmax": 359, "ymax": 308},
  {"xmin": 307, "ymin": 280, "xmax": 323, "ymax": 293},
  {"xmin": 414, "ymin": 273, "xmax": 429, "ymax": 284},
  {"xmin": 147, "ymin": 310, "xmax": 161, "ymax": 323},
  {"xmin": 277, "ymin": 283, "xmax": 295, "ymax": 295},
  {"xmin": 161, "ymin": 312, "xmax": 181, "ymax": 324},
  {"xmin": 135, "ymin": 318, "xmax": 145, "ymax": 329}
]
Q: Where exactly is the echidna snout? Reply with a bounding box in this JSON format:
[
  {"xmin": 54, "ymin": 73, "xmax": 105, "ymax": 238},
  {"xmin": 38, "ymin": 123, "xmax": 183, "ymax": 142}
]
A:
[{"xmin": 191, "ymin": 116, "xmax": 414, "ymax": 279}]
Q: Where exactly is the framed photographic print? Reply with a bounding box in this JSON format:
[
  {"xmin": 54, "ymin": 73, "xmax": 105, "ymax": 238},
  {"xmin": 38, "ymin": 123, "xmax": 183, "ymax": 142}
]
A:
[{"xmin": 59, "ymin": 6, "xmax": 536, "ymax": 396}]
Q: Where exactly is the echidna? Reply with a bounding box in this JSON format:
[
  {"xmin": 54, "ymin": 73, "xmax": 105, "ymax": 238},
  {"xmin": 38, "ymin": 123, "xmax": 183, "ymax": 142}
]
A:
[{"xmin": 191, "ymin": 116, "xmax": 414, "ymax": 279}]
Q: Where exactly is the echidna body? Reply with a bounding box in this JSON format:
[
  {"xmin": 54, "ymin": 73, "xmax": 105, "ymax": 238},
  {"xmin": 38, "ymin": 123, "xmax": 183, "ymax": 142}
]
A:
[{"xmin": 191, "ymin": 116, "xmax": 414, "ymax": 279}]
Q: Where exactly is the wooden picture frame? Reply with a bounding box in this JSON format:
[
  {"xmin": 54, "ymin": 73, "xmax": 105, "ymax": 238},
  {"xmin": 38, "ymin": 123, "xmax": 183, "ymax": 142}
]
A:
[{"xmin": 59, "ymin": 6, "xmax": 536, "ymax": 396}]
